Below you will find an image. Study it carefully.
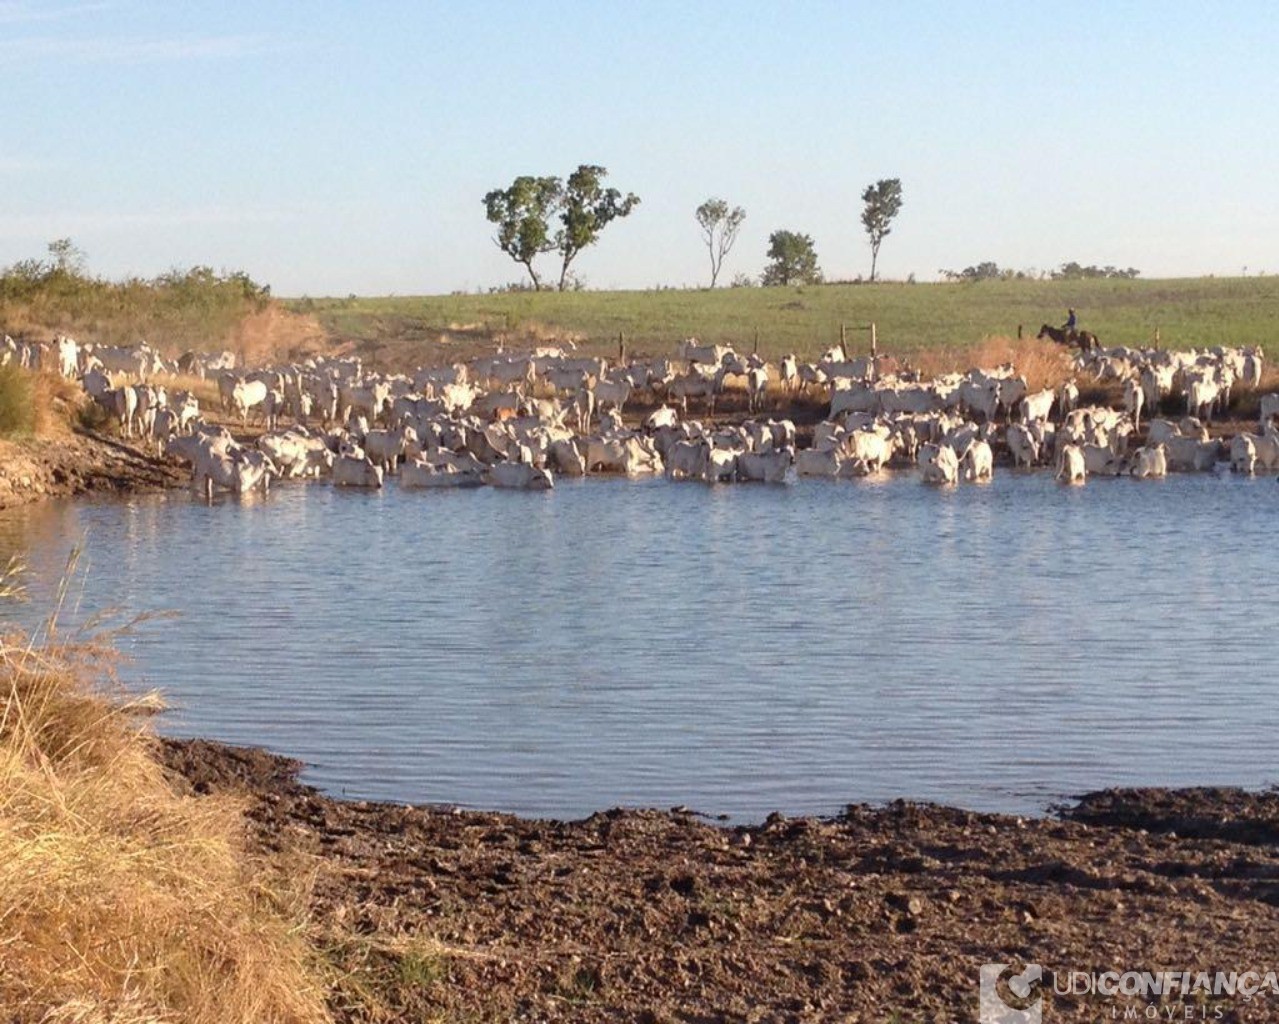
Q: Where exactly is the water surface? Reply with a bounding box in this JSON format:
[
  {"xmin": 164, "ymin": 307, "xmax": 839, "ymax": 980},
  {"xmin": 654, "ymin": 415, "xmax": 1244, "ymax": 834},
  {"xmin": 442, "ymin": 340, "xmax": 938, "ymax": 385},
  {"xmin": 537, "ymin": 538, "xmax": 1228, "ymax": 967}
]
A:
[{"xmin": 1, "ymin": 471, "xmax": 1274, "ymax": 821}]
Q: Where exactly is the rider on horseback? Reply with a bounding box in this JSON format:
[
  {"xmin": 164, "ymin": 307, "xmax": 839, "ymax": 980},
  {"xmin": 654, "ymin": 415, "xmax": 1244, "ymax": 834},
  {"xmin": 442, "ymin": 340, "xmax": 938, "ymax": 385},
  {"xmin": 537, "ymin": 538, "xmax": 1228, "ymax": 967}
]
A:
[{"xmin": 1063, "ymin": 308, "xmax": 1077, "ymax": 333}]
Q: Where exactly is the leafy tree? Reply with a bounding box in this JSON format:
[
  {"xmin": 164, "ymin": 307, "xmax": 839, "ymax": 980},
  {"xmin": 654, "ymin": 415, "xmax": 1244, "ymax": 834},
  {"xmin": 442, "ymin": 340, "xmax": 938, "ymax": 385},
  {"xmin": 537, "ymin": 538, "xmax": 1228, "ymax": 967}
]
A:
[
  {"xmin": 47, "ymin": 237, "xmax": 87, "ymax": 276},
  {"xmin": 482, "ymin": 175, "xmax": 563, "ymax": 290},
  {"xmin": 554, "ymin": 164, "xmax": 640, "ymax": 291},
  {"xmin": 761, "ymin": 230, "xmax": 822, "ymax": 286},
  {"xmin": 695, "ymin": 198, "xmax": 746, "ymax": 287},
  {"xmin": 482, "ymin": 166, "xmax": 639, "ymax": 291},
  {"xmin": 860, "ymin": 178, "xmax": 903, "ymax": 282}
]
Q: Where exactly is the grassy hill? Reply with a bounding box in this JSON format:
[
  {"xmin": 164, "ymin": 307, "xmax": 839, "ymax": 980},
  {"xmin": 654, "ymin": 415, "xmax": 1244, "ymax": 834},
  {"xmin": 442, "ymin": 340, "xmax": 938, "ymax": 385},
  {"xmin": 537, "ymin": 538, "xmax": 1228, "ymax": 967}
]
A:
[{"xmin": 290, "ymin": 276, "xmax": 1278, "ymax": 367}]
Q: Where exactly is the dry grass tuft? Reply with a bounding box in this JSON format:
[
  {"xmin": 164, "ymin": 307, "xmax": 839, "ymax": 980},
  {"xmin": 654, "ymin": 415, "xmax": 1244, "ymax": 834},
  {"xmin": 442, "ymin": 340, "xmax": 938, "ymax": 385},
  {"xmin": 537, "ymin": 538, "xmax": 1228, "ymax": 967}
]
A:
[
  {"xmin": 0, "ymin": 563, "xmax": 331, "ymax": 1024},
  {"xmin": 912, "ymin": 335, "xmax": 1075, "ymax": 392},
  {"xmin": 32, "ymin": 371, "xmax": 88, "ymax": 438},
  {"xmin": 0, "ymin": 363, "xmax": 37, "ymax": 437}
]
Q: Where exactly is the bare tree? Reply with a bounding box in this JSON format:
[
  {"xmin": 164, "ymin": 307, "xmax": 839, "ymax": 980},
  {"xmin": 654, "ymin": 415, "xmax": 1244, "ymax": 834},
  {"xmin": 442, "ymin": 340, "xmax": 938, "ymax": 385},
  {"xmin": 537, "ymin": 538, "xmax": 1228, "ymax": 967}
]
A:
[{"xmin": 695, "ymin": 198, "xmax": 746, "ymax": 287}]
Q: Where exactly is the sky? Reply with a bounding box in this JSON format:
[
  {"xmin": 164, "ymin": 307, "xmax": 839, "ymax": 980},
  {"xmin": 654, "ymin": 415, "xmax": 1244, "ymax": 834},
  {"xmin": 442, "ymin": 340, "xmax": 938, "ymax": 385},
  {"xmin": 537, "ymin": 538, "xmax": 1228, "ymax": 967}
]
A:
[{"xmin": 2, "ymin": 1, "xmax": 1277, "ymax": 296}]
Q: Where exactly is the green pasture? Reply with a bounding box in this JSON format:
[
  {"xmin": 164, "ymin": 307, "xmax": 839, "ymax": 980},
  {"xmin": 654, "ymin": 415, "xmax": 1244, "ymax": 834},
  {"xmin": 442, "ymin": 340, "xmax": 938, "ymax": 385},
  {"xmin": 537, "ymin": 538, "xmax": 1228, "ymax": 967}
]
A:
[{"xmin": 290, "ymin": 276, "xmax": 1276, "ymax": 364}]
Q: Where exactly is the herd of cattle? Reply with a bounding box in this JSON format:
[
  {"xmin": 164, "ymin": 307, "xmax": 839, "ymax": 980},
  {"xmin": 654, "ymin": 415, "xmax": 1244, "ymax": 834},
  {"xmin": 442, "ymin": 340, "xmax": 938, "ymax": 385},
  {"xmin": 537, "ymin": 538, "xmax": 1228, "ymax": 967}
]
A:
[{"xmin": 6, "ymin": 331, "xmax": 1278, "ymax": 494}]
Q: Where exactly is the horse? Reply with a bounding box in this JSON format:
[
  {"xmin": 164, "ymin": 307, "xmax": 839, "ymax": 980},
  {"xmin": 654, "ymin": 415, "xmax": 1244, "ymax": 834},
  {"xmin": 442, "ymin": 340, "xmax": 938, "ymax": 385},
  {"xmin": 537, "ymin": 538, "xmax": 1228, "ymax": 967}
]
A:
[{"xmin": 1037, "ymin": 323, "xmax": 1098, "ymax": 351}]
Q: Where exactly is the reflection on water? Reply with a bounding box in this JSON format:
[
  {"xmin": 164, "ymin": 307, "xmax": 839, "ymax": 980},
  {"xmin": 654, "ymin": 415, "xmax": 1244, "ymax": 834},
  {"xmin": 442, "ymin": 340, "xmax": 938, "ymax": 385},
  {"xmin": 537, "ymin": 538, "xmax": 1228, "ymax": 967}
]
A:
[{"xmin": 2, "ymin": 471, "xmax": 1277, "ymax": 821}]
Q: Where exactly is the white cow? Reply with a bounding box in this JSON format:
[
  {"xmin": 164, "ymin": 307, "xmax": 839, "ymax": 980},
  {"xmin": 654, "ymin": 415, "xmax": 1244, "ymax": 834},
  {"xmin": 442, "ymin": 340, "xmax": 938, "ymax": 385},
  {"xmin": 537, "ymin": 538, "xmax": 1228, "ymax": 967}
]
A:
[
  {"xmin": 794, "ymin": 448, "xmax": 842, "ymax": 478},
  {"xmin": 484, "ymin": 462, "xmax": 554, "ymax": 490},
  {"xmin": 1123, "ymin": 378, "xmax": 1145, "ymax": 431},
  {"xmin": 746, "ymin": 366, "xmax": 769, "ymax": 413},
  {"xmin": 645, "ymin": 405, "xmax": 679, "ymax": 432},
  {"xmin": 1020, "ymin": 388, "xmax": 1055, "ymax": 424},
  {"xmin": 1005, "ymin": 423, "xmax": 1039, "ymax": 468},
  {"xmin": 593, "ymin": 378, "xmax": 632, "ymax": 416},
  {"xmin": 363, "ymin": 426, "xmax": 417, "ymax": 475},
  {"xmin": 1163, "ymin": 436, "xmax": 1221, "ymax": 472},
  {"xmin": 1056, "ymin": 379, "xmax": 1080, "ymax": 419},
  {"xmin": 110, "ymin": 386, "xmax": 140, "ymax": 438},
  {"xmin": 843, "ymin": 429, "xmax": 892, "ymax": 473},
  {"xmin": 332, "ymin": 455, "xmax": 384, "ymax": 488},
  {"xmin": 918, "ymin": 443, "xmax": 958, "ymax": 485},
  {"xmin": 1259, "ymin": 393, "xmax": 1279, "ymax": 431},
  {"xmin": 1230, "ymin": 434, "xmax": 1257, "ymax": 474},
  {"xmin": 191, "ymin": 449, "xmax": 275, "ymax": 498},
  {"xmin": 55, "ymin": 336, "xmax": 78, "ymax": 379},
  {"xmin": 736, "ymin": 448, "xmax": 793, "ymax": 483},
  {"xmin": 1184, "ymin": 377, "xmax": 1218, "ymax": 422},
  {"xmin": 1130, "ymin": 444, "xmax": 1167, "ymax": 479},
  {"xmin": 232, "ymin": 379, "xmax": 269, "ymax": 424},
  {"xmin": 665, "ymin": 440, "xmax": 711, "ymax": 481},
  {"xmin": 780, "ymin": 355, "xmax": 799, "ymax": 392},
  {"xmin": 401, "ymin": 460, "xmax": 483, "ymax": 488},
  {"xmin": 960, "ymin": 439, "xmax": 993, "ymax": 482},
  {"xmin": 1056, "ymin": 444, "xmax": 1086, "ymax": 484}
]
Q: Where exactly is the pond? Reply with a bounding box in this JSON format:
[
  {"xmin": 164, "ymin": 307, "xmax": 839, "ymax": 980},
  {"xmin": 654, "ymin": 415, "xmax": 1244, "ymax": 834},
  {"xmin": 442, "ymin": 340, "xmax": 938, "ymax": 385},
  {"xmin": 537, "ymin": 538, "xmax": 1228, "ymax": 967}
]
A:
[{"xmin": 1, "ymin": 470, "xmax": 1275, "ymax": 821}]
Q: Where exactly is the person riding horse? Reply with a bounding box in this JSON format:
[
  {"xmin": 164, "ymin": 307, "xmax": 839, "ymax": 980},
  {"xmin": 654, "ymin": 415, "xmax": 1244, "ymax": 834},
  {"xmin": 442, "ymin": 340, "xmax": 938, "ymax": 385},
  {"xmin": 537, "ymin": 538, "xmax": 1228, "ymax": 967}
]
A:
[{"xmin": 1063, "ymin": 308, "xmax": 1077, "ymax": 333}]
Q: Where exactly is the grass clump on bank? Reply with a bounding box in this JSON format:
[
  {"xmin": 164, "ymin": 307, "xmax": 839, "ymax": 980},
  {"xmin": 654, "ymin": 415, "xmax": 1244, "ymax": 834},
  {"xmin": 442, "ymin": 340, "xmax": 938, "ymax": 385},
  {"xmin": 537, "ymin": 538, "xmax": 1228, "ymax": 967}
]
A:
[
  {"xmin": 0, "ymin": 574, "xmax": 331, "ymax": 1023},
  {"xmin": 0, "ymin": 364, "xmax": 36, "ymax": 437}
]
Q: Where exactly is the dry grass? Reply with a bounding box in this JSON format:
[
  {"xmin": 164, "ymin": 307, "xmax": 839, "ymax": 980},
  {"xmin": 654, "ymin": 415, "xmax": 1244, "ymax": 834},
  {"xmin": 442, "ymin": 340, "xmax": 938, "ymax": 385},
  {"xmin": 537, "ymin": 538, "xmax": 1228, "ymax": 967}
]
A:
[
  {"xmin": 0, "ymin": 363, "xmax": 36, "ymax": 437},
  {"xmin": 0, "ymin": 563, "xmax": 331, "ymax": 1024},
  {"xmin": 911, "ymin": 335, "xmax": 1075, "ymax": 392},
  {"xmin": 32, "ymin": 371, "xmax": 88, "ymax": 438}
]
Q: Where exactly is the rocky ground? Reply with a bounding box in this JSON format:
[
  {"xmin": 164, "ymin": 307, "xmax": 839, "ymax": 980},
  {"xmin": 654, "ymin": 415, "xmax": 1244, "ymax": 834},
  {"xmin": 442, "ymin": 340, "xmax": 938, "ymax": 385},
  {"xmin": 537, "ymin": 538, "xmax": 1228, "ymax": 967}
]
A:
[
  {"xmin": 0, "ymin": 430, "xmax": 184, "ymax": 511},
  {"xmin": 160, "ymin": 738, "xmax": 1279, "ymax": 1023}
]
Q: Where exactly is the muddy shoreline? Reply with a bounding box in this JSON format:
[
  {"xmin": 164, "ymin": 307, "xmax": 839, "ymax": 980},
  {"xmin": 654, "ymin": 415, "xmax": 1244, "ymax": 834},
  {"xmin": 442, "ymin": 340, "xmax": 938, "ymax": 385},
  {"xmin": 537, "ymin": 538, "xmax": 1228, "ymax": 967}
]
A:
[
  {"xmin": 159, "ymin": 738, "xmax": 1279, "ymax": 1022},
  {"xmin": 0, "ymin": 429, "xmax": 183, "ymax": 511}
]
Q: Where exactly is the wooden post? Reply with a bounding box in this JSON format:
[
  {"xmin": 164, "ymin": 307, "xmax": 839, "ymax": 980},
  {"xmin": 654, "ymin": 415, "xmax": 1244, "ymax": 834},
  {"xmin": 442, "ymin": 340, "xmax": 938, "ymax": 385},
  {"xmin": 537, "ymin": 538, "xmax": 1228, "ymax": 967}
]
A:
[
  {"xmin": 1017, "ymin": 323, "xmax": 1023, "ymax": 339},
  {"xmin": 840, "ymin": 322, "xmax": 848, "ymax": 356},
  {"xmin": 753, "ymin": 328, "xmax": 759, "ymax": 355},
  {"xmin": 618, "ymin": 331, "xmax": 625, "ymax": 364},
  {"xmin": 869, "ymin": 322, "xmax": 878, "ymax": 382},
  {"xmin": 1154, "ymin": 328, "xmax": 1161, "ymax": 349}
]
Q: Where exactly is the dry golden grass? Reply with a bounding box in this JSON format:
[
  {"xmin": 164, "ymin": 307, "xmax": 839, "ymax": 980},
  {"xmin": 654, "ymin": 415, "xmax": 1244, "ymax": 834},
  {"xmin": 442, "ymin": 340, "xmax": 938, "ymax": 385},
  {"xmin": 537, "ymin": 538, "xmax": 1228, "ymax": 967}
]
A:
[
  {"xmin": 32, "ymin": 372, "xmax": 88, "ymax": 438},
  {"xmin": 0, "ymin": 567, "xmax": 331, "ymax": 1024},
  {"xmin": 911, "ymin": 335, "xmax": 1076, "ymax": 393}
]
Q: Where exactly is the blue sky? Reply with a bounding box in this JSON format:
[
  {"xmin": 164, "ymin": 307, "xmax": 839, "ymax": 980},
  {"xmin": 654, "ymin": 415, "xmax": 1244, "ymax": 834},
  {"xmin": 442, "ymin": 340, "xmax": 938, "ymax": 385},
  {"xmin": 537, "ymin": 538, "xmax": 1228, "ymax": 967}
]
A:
[{"xmin": 2, "ymin": 1, "xmax": 1277, "ymax": 295}]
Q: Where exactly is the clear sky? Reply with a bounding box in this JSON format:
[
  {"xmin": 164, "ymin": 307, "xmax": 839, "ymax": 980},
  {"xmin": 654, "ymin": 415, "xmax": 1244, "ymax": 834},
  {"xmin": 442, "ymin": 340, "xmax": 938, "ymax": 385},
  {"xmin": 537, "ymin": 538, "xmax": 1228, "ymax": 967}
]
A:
[{"xmin": 2, "ymin": 1, "xmax": 1277, "ymax": 296}]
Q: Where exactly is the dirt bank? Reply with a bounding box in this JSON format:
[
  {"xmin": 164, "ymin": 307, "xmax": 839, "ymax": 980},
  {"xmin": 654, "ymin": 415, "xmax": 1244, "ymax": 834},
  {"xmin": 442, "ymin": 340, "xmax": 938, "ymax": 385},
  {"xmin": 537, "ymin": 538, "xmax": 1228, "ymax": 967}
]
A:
[
  {"xmin": 160, "ymin": 738, "xmax": 1279, "ymax": 1023},
  {"xmin": 0, "ymin": 430, "xmax": 184, "ymax": 511}
]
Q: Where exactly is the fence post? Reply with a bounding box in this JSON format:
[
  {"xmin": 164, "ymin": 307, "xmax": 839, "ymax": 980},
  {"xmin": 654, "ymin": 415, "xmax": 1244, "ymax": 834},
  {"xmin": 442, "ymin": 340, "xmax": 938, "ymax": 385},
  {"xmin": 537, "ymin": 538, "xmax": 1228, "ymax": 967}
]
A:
[
  {"xmin": 1017, "ymin": 323, "xmax": 1023, "ymax": 339},
  {"xmin": 1154, "ymin": 328, "xmax": 1161, "ymax": 349},
  {"xmin": 869, "ymin": 322, "xmax": 878, "ymax": 382},
  {"xmin": 840, "ymin": 322, "xmax": 847, "ymax": 356},
  {"xmin": 618, "ymin": 331, "xmax": 625, "ymax": 364}
]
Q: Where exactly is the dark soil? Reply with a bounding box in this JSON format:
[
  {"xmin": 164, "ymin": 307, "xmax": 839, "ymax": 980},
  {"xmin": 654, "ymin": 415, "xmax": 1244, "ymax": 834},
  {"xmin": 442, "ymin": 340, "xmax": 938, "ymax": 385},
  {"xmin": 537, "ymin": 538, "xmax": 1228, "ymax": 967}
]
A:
[{"xmin": 160, "ymin": 738, "xmax": 1279, "ymax": 1023}]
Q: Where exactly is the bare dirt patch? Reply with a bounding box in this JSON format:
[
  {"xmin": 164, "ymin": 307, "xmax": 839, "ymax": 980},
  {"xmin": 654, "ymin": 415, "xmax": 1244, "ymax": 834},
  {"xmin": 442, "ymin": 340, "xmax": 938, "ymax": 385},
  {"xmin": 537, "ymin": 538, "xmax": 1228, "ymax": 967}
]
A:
[
  {"xmin": 162, "ymin": 738, "xmax": 1279, "ymax": 1023},
  {"xmin": 0, "ymin": 432, "xmax": 184, "ymax": 510}
]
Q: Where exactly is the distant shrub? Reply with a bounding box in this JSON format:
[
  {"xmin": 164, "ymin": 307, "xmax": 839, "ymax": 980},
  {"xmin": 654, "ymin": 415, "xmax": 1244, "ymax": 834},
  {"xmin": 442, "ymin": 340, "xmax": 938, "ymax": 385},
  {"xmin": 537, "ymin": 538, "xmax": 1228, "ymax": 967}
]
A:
[
  {"xmin": 0, "ymin": 364, "xmax": 35, "ymax": 437},
  {"xmin": 0, "ymin": 240, "xmax": 271, "ymax": 353},
  {"xmin": 1051, "ymin": 262, "xmax": 1141, "ymax": 280}
]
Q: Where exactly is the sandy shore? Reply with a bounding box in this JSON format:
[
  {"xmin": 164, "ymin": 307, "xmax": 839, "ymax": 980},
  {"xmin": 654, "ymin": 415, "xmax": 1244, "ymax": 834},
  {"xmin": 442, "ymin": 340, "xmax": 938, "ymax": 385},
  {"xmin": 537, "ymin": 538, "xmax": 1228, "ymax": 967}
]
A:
[{"xmin": 160, "ymin": 738, "xmax": 1279, "ymax": 1022}]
